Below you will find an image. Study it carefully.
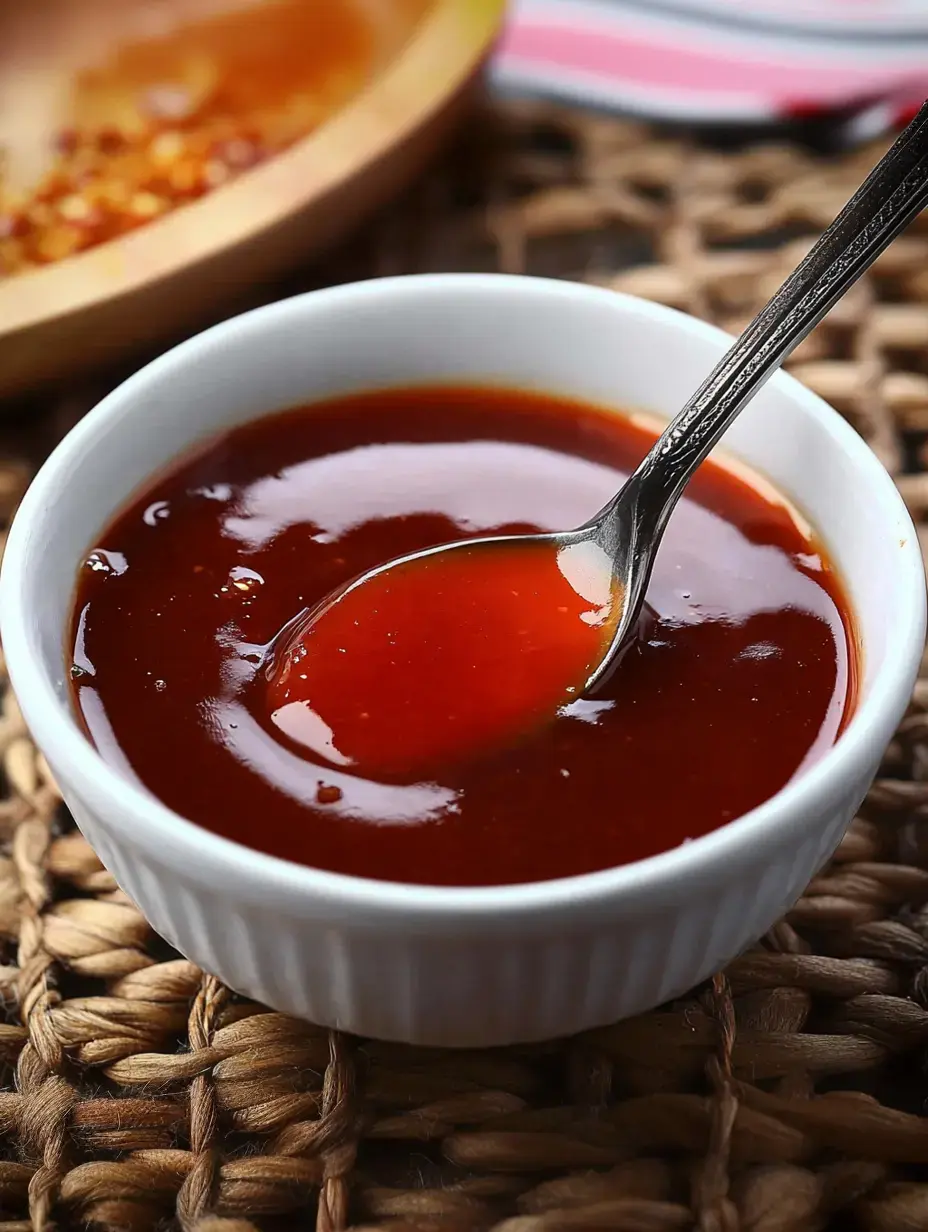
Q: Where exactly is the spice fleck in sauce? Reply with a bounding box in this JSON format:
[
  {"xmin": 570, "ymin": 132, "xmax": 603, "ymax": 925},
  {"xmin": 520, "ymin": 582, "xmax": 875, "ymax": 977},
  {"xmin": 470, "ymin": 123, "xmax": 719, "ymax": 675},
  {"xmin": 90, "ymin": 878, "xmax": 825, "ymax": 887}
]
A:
[{"xmin": 70, "ymin": 387, "xmax": 857, "ymax": 886}]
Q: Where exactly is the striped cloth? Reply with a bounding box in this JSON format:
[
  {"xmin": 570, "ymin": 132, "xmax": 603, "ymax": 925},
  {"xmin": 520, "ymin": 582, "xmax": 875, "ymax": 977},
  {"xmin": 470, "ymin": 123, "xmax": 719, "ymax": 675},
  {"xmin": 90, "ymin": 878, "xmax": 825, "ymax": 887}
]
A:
[{"xmin": 491, "ymin": 0, "xmax": 928, "ymax": 144}]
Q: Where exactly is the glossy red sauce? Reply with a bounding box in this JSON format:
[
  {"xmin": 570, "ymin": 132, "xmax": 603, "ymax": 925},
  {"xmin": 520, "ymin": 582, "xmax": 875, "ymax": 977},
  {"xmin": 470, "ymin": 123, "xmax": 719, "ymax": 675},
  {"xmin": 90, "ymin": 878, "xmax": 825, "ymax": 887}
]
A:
[
  {"xmin": 268, "ymin": 538, "xmax": 617, "ymax": 777},
  {"xmin": 69, "ymin": 386, "xmax": 857, "ymax": 886}
]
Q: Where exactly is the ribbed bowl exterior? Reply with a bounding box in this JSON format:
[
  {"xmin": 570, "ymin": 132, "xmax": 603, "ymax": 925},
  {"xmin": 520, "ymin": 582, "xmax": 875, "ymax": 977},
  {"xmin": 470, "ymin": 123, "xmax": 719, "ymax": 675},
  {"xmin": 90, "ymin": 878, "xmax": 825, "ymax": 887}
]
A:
[{"xmin": 59, "ymin": 756, "xmax": 876, "ymax": 1046}]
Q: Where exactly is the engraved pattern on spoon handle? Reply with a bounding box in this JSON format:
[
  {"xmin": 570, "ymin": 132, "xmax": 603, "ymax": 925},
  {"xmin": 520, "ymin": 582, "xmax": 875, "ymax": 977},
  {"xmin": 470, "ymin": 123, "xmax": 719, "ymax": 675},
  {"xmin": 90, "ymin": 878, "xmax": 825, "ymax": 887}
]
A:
[{"xmin": 633, "ymin": 99, "xmax": 928, "ymax": 526}]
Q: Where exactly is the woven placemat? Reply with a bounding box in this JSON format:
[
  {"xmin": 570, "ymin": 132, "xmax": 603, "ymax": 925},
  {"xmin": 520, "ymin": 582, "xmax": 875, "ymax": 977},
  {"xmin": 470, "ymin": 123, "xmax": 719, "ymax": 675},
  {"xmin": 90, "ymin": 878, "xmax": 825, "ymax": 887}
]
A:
[{"xmin": 4, "ymin": 100, "xmax": 928, "ymax": 1232}]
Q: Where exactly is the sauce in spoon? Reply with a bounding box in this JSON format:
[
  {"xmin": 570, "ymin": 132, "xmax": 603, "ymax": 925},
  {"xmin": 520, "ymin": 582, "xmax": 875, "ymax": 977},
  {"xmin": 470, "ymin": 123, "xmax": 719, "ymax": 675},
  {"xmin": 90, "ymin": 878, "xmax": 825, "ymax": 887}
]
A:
[{"xmin": 267, "ymin": 539, "xmax": 618, "ymax": 777}]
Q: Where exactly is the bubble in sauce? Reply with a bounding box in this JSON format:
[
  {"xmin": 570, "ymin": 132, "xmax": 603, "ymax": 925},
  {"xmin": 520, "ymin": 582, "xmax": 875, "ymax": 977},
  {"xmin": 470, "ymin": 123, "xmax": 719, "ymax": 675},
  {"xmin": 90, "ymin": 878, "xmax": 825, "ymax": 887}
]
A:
[{"xmin": 84, "ymin": 550, "xmax": 128, "ymax": 577}]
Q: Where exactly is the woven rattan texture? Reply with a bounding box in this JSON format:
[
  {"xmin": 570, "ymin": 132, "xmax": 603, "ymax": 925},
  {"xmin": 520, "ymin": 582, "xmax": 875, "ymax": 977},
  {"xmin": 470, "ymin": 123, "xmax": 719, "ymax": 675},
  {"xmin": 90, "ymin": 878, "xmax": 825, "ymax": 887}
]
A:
[{"xmin": 4, "ymin": 101, "xmax": 928, "ymax": 1232}]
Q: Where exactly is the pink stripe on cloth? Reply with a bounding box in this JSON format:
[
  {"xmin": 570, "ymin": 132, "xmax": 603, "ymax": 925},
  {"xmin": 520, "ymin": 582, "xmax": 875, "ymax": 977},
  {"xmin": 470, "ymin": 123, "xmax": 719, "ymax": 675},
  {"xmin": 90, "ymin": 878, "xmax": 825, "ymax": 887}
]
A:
[{"xmin": 498, "ymin": 16, "xmax": 928, "ymax": 105}]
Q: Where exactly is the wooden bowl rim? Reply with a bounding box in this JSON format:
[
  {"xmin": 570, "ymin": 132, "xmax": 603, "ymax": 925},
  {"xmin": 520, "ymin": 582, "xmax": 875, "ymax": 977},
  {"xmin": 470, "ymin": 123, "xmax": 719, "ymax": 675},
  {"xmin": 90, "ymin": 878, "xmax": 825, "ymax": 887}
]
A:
[{"xmin": 0, "ymin": 0, "xmax": 506, "ymax": 339}]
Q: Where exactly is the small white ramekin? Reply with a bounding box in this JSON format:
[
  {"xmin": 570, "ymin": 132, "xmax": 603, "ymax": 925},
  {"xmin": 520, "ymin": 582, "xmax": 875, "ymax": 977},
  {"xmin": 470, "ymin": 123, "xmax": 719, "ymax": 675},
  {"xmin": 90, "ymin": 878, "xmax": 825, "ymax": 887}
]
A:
[{"xmin": 2, "ymin": 275, "xmax": 924, "ymax": 1047}]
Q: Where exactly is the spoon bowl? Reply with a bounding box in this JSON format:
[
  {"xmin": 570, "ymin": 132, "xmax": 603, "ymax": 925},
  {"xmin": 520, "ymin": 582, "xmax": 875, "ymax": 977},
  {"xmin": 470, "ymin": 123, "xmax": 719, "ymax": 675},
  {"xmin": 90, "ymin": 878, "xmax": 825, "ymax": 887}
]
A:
[{"xmin": 266, "ymin": 531, "xmax": 619, "ymax": 778}]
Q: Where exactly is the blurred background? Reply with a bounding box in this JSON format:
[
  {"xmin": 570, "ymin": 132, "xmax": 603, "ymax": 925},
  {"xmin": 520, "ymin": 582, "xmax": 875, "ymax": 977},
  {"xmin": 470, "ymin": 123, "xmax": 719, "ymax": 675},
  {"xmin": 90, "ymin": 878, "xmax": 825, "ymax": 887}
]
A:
[{"xmin": 2, "ymin": 0, "xmax": 927, "ymax": 417}]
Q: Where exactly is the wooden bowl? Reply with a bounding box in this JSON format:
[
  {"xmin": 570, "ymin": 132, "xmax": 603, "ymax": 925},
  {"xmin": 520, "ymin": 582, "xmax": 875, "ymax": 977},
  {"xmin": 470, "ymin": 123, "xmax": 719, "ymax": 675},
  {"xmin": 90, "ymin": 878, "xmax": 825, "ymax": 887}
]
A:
[{"xmin": 0, "ymin": 0, "xmax": 506, "ymax": 398}]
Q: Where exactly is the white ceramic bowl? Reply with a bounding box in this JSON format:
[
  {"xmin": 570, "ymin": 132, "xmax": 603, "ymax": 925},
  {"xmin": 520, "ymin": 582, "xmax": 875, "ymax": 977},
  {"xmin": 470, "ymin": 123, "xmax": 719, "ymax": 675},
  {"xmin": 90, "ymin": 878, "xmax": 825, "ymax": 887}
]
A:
[{"xmin": 2, "ymin": 275, "xmax": 924, "ymax": 1047}]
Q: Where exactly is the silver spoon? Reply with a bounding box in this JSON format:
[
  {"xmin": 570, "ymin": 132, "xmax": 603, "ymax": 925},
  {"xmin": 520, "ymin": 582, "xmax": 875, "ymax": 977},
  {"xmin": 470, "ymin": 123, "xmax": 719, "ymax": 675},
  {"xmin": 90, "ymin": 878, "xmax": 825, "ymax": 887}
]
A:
[{"xmin": 287, "ymin": 101, "xmax": 928, "ymax": 698}]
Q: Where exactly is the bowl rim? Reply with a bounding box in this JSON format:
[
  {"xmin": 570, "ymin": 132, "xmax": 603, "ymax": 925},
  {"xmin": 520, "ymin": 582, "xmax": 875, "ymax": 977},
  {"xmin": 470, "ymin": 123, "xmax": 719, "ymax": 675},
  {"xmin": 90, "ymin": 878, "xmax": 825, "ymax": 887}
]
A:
[
  {"xmin": 2, "ymin": 273, "xmax": 925, "ymax": 927},
  {"xmin": 0, "ymin": 0, "xmax": 506, "ymax": 341}
]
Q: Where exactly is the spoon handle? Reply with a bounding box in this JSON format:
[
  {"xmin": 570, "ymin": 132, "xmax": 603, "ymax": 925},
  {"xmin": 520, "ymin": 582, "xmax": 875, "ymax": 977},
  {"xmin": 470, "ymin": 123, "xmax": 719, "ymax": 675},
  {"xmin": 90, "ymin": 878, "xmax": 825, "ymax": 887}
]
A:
[{"xmin": 630, "ymin": 99, "xmax": 928, "ymax": 526}]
